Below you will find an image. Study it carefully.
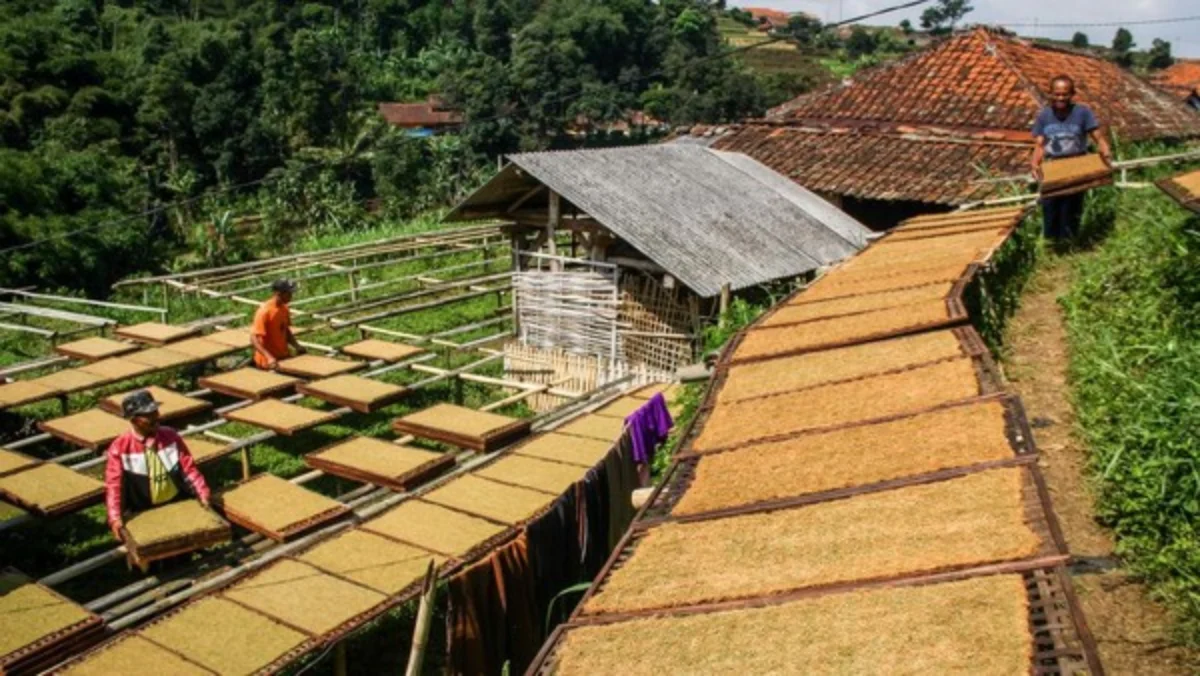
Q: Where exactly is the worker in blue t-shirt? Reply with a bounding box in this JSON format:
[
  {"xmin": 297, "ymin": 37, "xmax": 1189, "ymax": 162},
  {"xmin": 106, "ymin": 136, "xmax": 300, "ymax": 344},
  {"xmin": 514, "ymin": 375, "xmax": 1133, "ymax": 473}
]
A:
[{"xmin": 1030, "ymin": 74, "xmax": 1113, "ymax": 240}]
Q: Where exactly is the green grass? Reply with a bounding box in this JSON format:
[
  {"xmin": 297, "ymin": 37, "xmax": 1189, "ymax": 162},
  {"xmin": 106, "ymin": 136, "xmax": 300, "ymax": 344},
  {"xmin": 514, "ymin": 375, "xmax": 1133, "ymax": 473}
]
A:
[{"xmin": 1061, "ymin": 158, "xmax": 1200, "ymax": 645}]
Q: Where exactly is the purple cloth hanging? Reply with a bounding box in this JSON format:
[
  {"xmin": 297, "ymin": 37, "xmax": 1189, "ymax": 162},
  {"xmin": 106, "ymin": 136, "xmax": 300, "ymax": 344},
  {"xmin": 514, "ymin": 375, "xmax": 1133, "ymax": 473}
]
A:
[{"xmin": 624, "ymin": 392, "xmax": 674, "ymax": 465}]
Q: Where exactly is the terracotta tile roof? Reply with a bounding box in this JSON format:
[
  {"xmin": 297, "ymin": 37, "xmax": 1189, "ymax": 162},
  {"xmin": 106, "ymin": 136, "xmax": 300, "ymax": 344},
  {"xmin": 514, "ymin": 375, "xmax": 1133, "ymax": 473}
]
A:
[
  {"xmin": 743, "ymin": 7, "xmax": 791, "ymax": 27},
  {"xmin": 705, "ymin": 124, "xmax": 1032, "ymax": 205},
  {"xmin": 377, "ymin": 98, "xmax": 463, "ymax": 128},
  {"xmin": 1152, "ymin": 60, "xmax": 1200, "ymax": 99},
  {"xmin": 768, "ymin": 28, "xmax": 1200, "ymax": 142}
]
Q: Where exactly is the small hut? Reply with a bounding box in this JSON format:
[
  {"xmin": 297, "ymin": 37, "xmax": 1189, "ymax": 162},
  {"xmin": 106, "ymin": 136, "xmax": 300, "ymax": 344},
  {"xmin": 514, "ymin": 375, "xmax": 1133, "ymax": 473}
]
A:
[{"xmin": 445, "ymin": 144, "xmax": 870, "ymax": 404}]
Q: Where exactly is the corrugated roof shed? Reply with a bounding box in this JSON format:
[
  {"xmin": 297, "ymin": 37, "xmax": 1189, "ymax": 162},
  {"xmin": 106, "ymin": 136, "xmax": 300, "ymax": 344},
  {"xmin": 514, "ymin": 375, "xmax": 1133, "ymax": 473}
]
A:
[{"xmin": 446, "ymin": 145, "xmax": 870, "ymax": 297}]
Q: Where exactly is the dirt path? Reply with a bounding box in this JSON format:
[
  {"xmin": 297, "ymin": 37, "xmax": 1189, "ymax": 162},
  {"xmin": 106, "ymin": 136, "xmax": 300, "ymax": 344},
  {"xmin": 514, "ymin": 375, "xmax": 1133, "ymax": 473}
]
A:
[{"xmin": 1002, "ymin": 254, "xmax": 1198, "ymax": 675}]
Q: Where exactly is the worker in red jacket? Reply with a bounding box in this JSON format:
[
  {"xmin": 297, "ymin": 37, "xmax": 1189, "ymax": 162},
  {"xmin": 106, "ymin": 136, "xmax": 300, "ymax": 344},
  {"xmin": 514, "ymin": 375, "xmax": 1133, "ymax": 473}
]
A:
[{"xmin": 104, "ymin": 390, "xmax": 211, "ymax": 542}]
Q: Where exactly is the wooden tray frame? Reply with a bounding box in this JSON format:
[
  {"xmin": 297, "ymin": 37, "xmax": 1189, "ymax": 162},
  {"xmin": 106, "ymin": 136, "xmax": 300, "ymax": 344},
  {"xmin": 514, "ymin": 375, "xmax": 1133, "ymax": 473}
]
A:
[
  {"xmin": 391, "ymin": 414, "xmax": 532, "ymax": 452},
  {"xmin": 0, "ymin": 468, "xmax": 105, "ymax": 518},
  {"xmin": 214, "ymin": 476, "xmax": 351, "ymax": 542},
  {"xmin": 303, "ymin": 439, "xmax": 456, "ymax": 491},
  {"xmin": 1158, "ymin": 174, "xmax": 1200, "ymax": 214},
  {"xmin": 296, "ymin": 379, "xmax": 408, "ymax": 414},
  {"xmin": 197, "ymin": 371, "xmax": 300, "ymax": 401},
  {"xmin": 220, "ymin": 402, "xmax": 340, "ymax": 436},
  {"xmin": 523, "ymin": 565, "xmax": 1102, "ymax": 676},
  {"xmin": 568, "ymin": 462, "xmax": 1067, "ymax": 623},
  {"xmin": 124, "ymin": 521, "xmax": 233, "ymax": 572},
  {"xmin": 0, "ymin": 569, "xmax": 106, "ymax": 676}
]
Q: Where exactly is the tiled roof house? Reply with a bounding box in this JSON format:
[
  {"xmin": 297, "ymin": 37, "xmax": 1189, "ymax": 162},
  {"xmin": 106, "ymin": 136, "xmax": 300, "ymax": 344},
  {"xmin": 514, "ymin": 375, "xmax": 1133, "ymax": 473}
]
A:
[
  {"xmin": 1152, "ymin": 60, "xmax": 1200, "ymax": 99},
  {"xmin": 680, "ymin": 28, "xmax": 1200, "ymax": 226},
  {"xmin": 377, "ymin": 97, "xmax": 463, "ymax": 129}
]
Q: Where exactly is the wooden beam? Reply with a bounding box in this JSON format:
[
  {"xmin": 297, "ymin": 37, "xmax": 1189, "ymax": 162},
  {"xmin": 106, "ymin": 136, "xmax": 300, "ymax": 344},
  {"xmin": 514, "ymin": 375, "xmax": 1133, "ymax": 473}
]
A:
[
  {"xmin": 547, "ymin": 191, "xmax": 560, "ymax": 268},
  {"xmin": 506, "ymin": 184, "xmax": 546, "ymax": 213}
]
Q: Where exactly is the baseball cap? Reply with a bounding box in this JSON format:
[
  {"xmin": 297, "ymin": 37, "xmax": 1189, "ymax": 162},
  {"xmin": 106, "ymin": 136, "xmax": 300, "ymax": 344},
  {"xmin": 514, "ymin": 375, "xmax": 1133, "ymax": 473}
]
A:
[
  {"xmin": 121, "ymin": 390, "xmax": 160, "ymax": 419},
  {"xmin": 272, "ymin": 279, "xmax": 298, "ymax": 293}
]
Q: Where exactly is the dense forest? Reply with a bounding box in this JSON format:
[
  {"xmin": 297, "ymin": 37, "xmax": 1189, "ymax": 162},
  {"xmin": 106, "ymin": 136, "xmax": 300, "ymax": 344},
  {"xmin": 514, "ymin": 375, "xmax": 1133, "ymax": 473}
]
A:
[{"xmin": 0, "ymin": 0, "xmax": 784, "ymax": 294}]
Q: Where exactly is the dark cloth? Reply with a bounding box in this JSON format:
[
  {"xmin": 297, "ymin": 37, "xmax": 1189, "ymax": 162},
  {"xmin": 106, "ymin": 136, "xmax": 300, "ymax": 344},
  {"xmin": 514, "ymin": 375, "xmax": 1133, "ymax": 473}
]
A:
[
  {"xmin": 525, "ymin": 488, "xmax": 582, "ymax": 634},
  {"xmin": 578, "ymin": 464, "xmax": 610, "ymax": 574},
  {"xmin": 447, "ymin": 555, "xmax": 506, "ymax": 676},
  {"xmin": 605, "ymin": 432, "xmax": 640, "ymax": 549},
  {"xmin": 1187, "ymin": 93, "xmax": 1200, "ymax": 112},
  {"xmin": 1042, "ymin": 192, "xmax": 1086, "ymax": 239},
  {"xmin": 447, "ymin": 534, "xmax": 540, "ymax": 676},
  {"xmin": 1032, "ymin": 103, "xmax": 1099, "ymax": 158},
  {"xmin": 624, "ymin": 393, "xmax": 674, "ymax": 464}
]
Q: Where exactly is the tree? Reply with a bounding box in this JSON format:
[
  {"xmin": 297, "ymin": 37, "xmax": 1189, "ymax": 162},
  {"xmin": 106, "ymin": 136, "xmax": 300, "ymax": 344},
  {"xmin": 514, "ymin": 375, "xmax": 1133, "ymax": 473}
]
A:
[
  {"xmin": 919, "ymin": 0, "xmax": 973, "ymax": 35},
  {"xmin": 1148, "ymin": 38, "xmax": 1174, "ymax": 70},
  {"xmin": 786, "ymin": 14, "xmax": 823, "ymax": 46},
  {"xmin": 899, "ymin": 19, "xmax": 913, "ymax": 35},
  {"xmin": 1071, "ymin": 32, "xmax": 1088, "ymax": 48},
  {"xmin": 1111, "ymin": 28, "xmax": 1135, "ymax": 67},
  {"xmin": 846, "ymin": 27, "xmax": 878, "ymax": 60}
]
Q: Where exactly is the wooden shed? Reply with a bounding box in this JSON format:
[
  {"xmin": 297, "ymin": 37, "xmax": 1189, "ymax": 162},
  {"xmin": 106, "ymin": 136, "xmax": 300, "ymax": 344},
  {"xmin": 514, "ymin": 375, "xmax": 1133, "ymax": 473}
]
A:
[{"xmin": 445, "ymin": 145, "xmax": 871, "ymax": 401}]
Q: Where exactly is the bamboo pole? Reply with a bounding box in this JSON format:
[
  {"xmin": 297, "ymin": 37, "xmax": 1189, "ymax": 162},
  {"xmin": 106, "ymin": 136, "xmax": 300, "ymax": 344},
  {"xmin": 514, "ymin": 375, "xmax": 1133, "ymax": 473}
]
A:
[{"xmin": 404, "ymin": 560, "xmax": 438, "ymax": 676}]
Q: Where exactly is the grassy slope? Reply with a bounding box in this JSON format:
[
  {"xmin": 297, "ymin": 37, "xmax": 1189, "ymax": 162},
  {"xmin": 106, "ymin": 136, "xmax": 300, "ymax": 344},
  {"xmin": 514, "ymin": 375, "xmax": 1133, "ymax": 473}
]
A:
[{"xmin": 1062, "ymin": 161, "xmax": 1200, "ymax": 644}]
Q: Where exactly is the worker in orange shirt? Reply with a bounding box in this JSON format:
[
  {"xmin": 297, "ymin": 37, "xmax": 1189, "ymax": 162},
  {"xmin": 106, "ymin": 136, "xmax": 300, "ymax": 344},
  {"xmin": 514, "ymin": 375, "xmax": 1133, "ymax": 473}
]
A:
[{"xmin": 252, "ymin": 279, "xmax": 305, "ymax": 370}]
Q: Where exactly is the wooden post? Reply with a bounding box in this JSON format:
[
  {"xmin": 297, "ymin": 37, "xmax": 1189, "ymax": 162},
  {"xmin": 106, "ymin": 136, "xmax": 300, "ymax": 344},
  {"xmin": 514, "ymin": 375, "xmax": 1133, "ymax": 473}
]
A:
[
  {"xmin": 510, "ymin": 230, "xmax": 522, "ymax": 339},
  {"xmin": 161, "ymin": 281, "xmax": 171, "ymax": 321},
  {"xmin": 348, "ymin": 272, "xmax": 359, "ymax": 302},
  {"xmin": 405, "ymin": 561, "xmax": 438, "ymax": 676},
  {"xmin": 334, "ymin": 643, "xmax": 347, "ymax": 676},
  {"xmin": 240, "ymin": 448, "xmax": 251, "ymax": 481},
  {"xmin": 718, "ymin": 283, "xmax": 731, "ymax": 329},
  {"xmin": 547, "ymin": 191, "xmax": 560, "ymax": 270}
]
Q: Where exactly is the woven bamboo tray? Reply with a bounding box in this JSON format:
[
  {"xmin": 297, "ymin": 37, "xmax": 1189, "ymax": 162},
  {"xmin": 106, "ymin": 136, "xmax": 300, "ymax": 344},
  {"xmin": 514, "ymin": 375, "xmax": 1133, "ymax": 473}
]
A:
[
  {"xmin": 275, "ymin": 355, "xmax": 364, "ymax": 379},
  {"xmin": 0, "ymin": 569, "xmax": 105, "ymax": 676},
  {"xmin": 525, "ymin": 566, "xmax": 1100, "ymax": 676},
  {"xmin": 0, "ymin": 448, "xmax": 38, "ymax": 479},
  {"xmin": 886, "ymin": 219, "xmax": 1016, "ymax": 242},
  {"xmin": 297, "ymin": 375, "xmax": 406, "ymax": 413},
  {"xmin": 895, "ymin": 206, "xmax": 1025, "ymax": 230},
  {"xmin": 1040, "ymin": 154, "xmax": 1113, "ymax": 197},
  {"xmin": 303, "ymin": 436, "xmax": 454, "ymax": 491},
  {"xmin": 0, "ymin": 380, "xmax": 61, "ymax": 410},
  {"xmin": 554, "ymin": 414, "xmax": 627, "ymax": 443},
  {"xmin": 221, "ymin": 559, "xmax": 390, "ymax": 637},
  {"xmin": 592, "ymin": 396, "xmax": 646, "ymax": 419},
  {"xmin": 161, "ymin": 337, "xmax": 240, "ymax": 362},
  {"xmin": 53, "ymin": 337, "xmax": 138, "ymax": 362},
  {"xmin": 221, "ymin": 399, "xmax": 338, "ymax": 436},
  {"xmin": 572, "ymin": 465, "xmax": 1067, "ymax": 619},
  {"xmin": 135, "ymin": 596, "xmax": 315, "ymax": 675},
  {"xmin": 216, "ymin": 474, "xmax": 349, "ymax": 541},
  {"xmin": 296, "ymin": 529, "xmax": 445, "ymax": 595},
  {"xmin": 114, "ymin": 322, "xmax": 199, "ymax": 346},
  {"xmin": 654, "ymin": 396, "xmax": 1037, "ymax": 522},
  {"xmin": 76, "ymin": 357, "xmax": 155, "ymax": 383},
  {"xmin": 0, "ymin": 463, "xmax": 104, "ymax": 518},
  {"xmin": 186, "ymin": 437, "xmax": 236, "ymax": 465},
  {"xmin": 512, "ymin": 432, "xmax": 615, "ymax": 469},
  {"xmin": 28, "ymin": 369, "xmax": 109, "ymax": 395},
  {"xmin": 1157, "ymin": 168, "xmax": 1200, "ymax": 214},
  {"xmin": 198, "ymin": 368, "xmax": 300, "ymax": 400},
  {"xmin": 122, "ymin": 347, "xmax": 199, "ymax": 370},
  {"xmin": 691, "ymin": 355, "xmax": 1002, "ymax": 454},
  {"xmin": 47, "ymin": 633, "xmax": 215, "ymax": 676},
  {"xmin": 204, "ymin": 327, "xmax": 252, "ymax": 348},
  {"xmin": 729, "ymin": 289, "xmax": 971, "ymax": 365},
  {"xmin": 360, "ymin": 499, "xmax": 511, "ymax": 559},
  {"xmin": 98, "ymin": 386, "xmax": 212, "ymax": 422},
  {"xmin": 420, "ymin": 475, "xmax": 556, "ymax": 526},
  {"xmin": 38, "ymin": 409, "xmax": 129, "ymax": 449},
  {"xmin": 760, "ymin": 281, "xmax": 957, "ymax": 328},
  {"xmin": 714, "ymin": 326, "xmax": 985, "ymax": 405},
  {"xmin": 123, "ymin": 500, "xmax": 232, "ymax": 572},
  {"xmin": 392, "ymin": 404, "xmax": 531, "ymax": 452},
  {"xmin": 340, "ymin": 339, "xmax": 425, "ymax": 363},
  {"xmin": 474, "ymin": 454, "xmax": 587, "ymax": 496}
]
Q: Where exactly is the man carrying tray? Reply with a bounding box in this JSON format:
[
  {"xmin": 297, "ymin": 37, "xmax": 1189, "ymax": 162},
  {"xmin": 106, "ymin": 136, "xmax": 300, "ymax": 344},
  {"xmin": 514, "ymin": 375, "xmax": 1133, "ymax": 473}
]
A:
[
  {"xmin": 104, "ymin": 390, "xmax": 211, "ymax": 542},
  {"xmin": 1030, "ymin": 74, "xmax": 1113, "ymax": 240}
]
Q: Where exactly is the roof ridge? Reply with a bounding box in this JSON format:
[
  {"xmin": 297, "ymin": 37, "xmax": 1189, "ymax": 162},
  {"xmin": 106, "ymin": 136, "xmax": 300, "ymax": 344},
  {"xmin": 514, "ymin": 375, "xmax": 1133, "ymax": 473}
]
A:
[
  {"xmin": 766, "ymin": 29, "xmax": 976, "ymax": 120},
  {"xmin": 974, "ymin": 29, "xmax": 1047, "ymax": 113}
]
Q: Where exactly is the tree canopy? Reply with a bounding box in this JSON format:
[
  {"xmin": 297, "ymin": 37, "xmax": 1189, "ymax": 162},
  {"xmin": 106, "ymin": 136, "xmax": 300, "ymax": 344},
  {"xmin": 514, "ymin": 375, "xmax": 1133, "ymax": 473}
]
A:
[{"xmin": 0, "ymin": 0, "xmax": 776, "ymax": 293}]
